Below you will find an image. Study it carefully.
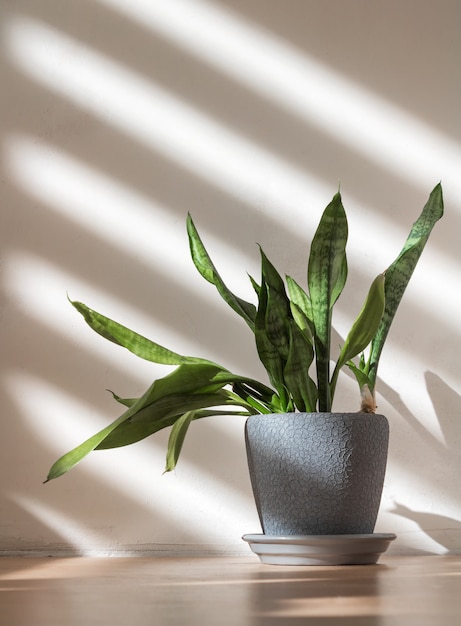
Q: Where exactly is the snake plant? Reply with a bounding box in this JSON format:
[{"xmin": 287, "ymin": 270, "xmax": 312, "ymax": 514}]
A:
[{"xmin": 45, "ymin": 184, "xmax": 443, "ymax": 480}]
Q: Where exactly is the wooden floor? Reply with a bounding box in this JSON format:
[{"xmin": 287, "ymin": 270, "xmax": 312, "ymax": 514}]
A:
[{"xmin": 0, "ymin": 555, "xmax": 460, "ymax": 625}]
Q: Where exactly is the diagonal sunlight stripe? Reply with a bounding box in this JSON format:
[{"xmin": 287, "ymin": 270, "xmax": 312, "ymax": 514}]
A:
[
  {"xmin": 2, "ymin": 249, "xmax": 184, "ymax": 370},
  {"xmin": 5, "ymin": 135, "xmax": 261, "ymax": 303},
  {"xmin": 10, "ymin": 495, "xmax": 110, "ymax": 556},
  {"xmin": 4, "ymin": 246, "xmax": 257, "ymax": 373},
  {"xmin": 6, "ymin": 137, "xmax": 457, "ymax": 338},
  {"xmin": 4, "ymin": 17, "xmax": 330, "ymax": 221},
  {"xmin": 97, "ymin": 0, "xmax": 461, "ymax": 195},
  {"xmin": 4, "ymin": 18, "xmax": 457, "ymax": 379},
  {"xmin": 7, "ymin": 371, "xmax": 254, "ymax": 546},
  {"xmin": 4, "ymin": 137, "xmax": 201, "ymax": 276},
  {"xmin": 4, "ymin": 17, "xmax": 453, "ymax": 274}
]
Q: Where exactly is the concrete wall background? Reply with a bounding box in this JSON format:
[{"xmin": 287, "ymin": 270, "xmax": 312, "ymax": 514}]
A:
[{"xmin": 1, "ymin": 0, "xmax": 460, "ymax": 555}]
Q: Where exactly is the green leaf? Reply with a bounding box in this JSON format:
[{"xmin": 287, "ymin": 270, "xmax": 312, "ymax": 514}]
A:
[
  {"xmin": 71, "ymin": 299, "xmax": 216, "ymax": 366},
  {"xmin": 346, "ymin": 359, "xmax": 374, "ymax": 391},
  {"xmin": 97, "ymin": 390, "xmax": 239, "ymax": 449},
  {"xmin": 187, "ymin": 214, "xmax": 256, "ymax": 330},
  {"xmin": 330, "ymin": 273, "xmax": 385, "ymax": 401},
  {"xmin": 97, "ymin": 372, "xmax": 272, "ymax": 450},
  {"xmin": 265, "ymin": 285, "xmax": 291, "ymax": 360},
  {"xmin": 45, "ymin": 362, "xmax": 276, "ymax": 480},
  {"xmin": 307, "ymin": 192, "xmax": 348, "ymax": 411},
  {"xmin": 255, "ymin": 290, "xmax": 284, "ymax": 391},
  {"xmin": 286, "ymin": 275, "xmax": 313, "ymax": 330},
  {"xmin": 283, "ymin": 320, "xmax": 317, "ymax": 412},
  {"xmin": 230, "ymin": 375, "xmax": 276, "ymax": 410},
  {"xmin": 254, "ymin": 249, "xmax": 293, "ymax": 406},
  {"xmin": 231, "ymin": 382, "xmax": 273, "ymax": 413},
  {"xmin": 107, "ymin": 390, "xmax": 137, "ymax": 407},
  {"xmin": 45, "ymin": 381, "xmax": 159, "ymax": 482},
  {"xmin": 45, "ymin": 363, "xmax": 227, "ymax": 480},
  {"xmin": 367, "ymin": 183, "xmax": 444, "ymax": 389},
  {"xmin": 164, "ymin": 411, "xmax": 195, "ymax": 473},
  {"xmin": 346, "ymin": 361, "xmax": 377, "ymax": 412},
  {"xmin": 259, "ymin": 246, "xmax": 287, "ymax": 294},
  {"xmin": 248, "ymin": 274, "xmax": 261, "ymax": 297}
]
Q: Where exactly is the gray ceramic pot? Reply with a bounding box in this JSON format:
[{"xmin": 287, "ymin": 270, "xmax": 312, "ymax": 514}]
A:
[{"xmin": 245, "ymin": 412, "xmax": 389, "ymax": 536}]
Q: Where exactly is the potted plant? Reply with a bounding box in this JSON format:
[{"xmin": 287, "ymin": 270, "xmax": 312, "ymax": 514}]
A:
[{"xmin": 45, "ymin": 184, "xmax": 443, "ymax": 564}]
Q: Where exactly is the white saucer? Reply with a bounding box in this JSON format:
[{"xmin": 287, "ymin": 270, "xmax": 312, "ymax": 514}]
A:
[{"xmin": 242, "ymin": 533, "xmax": 396, "ymax": 566}]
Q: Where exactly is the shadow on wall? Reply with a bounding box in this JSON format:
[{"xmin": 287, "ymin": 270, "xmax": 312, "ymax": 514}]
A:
[
  {"xmin": 381, "ymin": 372, "xmax": 461, "ymax": 553},
  {"xmin": 391, "ymin": 502, "xmax": 461, "ymax": 555}
]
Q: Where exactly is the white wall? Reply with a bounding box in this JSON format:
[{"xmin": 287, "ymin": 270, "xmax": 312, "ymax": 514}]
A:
[{"xmin": 1, "ymin": 0, "xmax": 460, "ymax": 556}]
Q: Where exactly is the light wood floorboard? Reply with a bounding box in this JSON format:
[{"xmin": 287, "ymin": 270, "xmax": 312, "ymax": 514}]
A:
[{"xmin": 0, "ymin": 555, "xmax": 460, "ymax": 625}]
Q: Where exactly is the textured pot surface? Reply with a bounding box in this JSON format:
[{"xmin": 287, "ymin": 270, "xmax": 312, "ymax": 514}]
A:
[{"xmin": 245, "ymin": 413, "xmax": 389, "ymax": 536}]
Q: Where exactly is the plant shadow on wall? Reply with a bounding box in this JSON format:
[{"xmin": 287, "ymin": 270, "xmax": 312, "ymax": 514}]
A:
[{"xmin": 387, "ymin": 372, "xmax": 461, "ymax": 553}]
